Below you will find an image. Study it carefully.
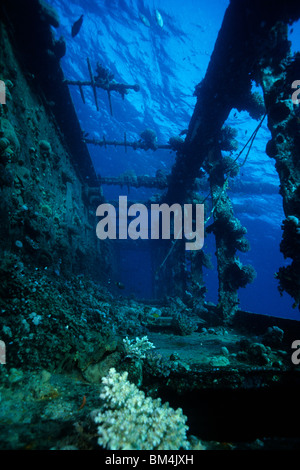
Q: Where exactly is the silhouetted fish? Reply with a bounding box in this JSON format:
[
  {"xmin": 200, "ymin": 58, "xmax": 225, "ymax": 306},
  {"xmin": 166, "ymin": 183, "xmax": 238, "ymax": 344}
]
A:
[
  {"xmin": 71, "ymin": 15, "xmax": 84, "ymax": 38},
  {"xmin": 115, "ymin": 281, "xmax": 125, "ymax": 290},
  {"xmin": 139, "ymin": 13, "xmax": 150, "ymax": 28},
  {"xmin": 155, "ymin": 9, "xmax": 163, "ymax": 28}
]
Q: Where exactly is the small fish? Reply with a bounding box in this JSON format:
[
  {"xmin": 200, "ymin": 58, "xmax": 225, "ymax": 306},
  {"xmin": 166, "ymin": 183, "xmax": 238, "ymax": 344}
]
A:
[
  {"xmin": 139, "ymin": 13, "xmax": 150, "ymax": 28},
  {"xmin": 155, "ymin": 9, "xmax": 163, "ymax": 28},
  {"xmin": 78, "ymin": 395, "xmax": 86, "ymax": 410},
  {"xmin": 71, "ymin": 14, "xmax": 84, "ymax": 38},
  {"xmin": 149, "ymin": 308, "xmax": 161, "ymax": 318},
  {"xmin": 115, "ymin": 281, "xmax": 125, "ymax": 289}
]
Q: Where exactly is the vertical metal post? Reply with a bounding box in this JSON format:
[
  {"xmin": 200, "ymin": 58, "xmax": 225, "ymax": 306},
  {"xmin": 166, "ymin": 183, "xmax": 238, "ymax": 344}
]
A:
[{"xmin": 87, "ymin": 57, "xmax": 99, "ymax": 111}]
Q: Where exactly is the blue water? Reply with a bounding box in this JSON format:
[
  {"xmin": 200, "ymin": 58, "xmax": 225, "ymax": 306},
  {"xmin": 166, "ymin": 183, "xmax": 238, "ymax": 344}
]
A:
[{"xmin": 48, "ymin": 0, "xmax": 300, "ymax": 320}]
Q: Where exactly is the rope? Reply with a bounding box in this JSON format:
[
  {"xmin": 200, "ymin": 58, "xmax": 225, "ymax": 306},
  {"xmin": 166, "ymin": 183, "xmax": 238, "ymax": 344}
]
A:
[
  {"xmin": 155, "ymin": 112, "xmax": 267, "ymax": 273},
  {"xmin": 203, "ymin": 112, "xmax": 267, "ymax": 224}
]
